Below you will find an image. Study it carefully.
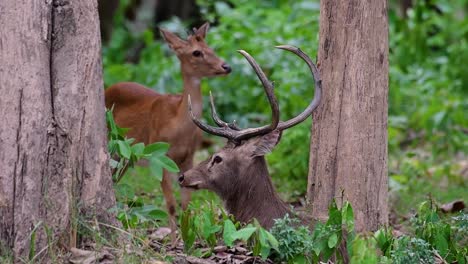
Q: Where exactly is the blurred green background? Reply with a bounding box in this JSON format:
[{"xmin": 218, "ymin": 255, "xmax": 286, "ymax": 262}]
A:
[{"xmin": 101, "ymin": 0, "xmax": 467, "ymax": 219}]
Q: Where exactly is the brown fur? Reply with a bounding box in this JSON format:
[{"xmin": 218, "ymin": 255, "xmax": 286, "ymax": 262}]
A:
[{"xmin": 180, "ymin": 130, "xmax": 292, "ymax": 229}]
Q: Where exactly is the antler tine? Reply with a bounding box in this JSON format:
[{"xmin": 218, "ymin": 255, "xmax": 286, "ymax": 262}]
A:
[
  {"xmin": 274, "ymin": 45, "xmax": 322, "ymax": 131},
  {"xmin": 188, "ymin": 95, "xmax": 236, "ymax": 138},
  {"xmin": 209, "ymin": 91, "xmax": 240, "ymax": 130},
  {"xmin": 233, "ymin": 50, "xmax": 280, "ymax": 140}
]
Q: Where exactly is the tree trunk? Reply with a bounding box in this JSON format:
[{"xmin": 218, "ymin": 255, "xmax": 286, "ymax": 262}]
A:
[
  {"xmin": 0, "ymin": 0, "xmax": 116, "ymax": 261},
  {"xmin": 307, "ymin": 0, "xmax": 389, "ymax": 231}
]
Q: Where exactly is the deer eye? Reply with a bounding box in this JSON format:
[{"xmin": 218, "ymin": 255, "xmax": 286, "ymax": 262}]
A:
[
  {"xmin": 212, "ymin": 155, "xmax": 222, "ymax": 164},
  {"xmin": 192, "ymin": 50, "xmax": 202, "ymax": 57}
]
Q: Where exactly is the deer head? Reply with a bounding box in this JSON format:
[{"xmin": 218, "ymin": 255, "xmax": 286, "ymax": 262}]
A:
[
  {"xmin": 160, "ymin": 22, "xmax": 231, "ymax": 78},
  {"xmin": 178, "ymin": 45, "xmax": 322, "ymax": 228}
]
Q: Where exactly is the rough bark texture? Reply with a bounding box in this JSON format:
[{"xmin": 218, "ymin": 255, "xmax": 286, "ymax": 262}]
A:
[
  {"xmin": 307, "ymin": 0, "xmax": 389, "ymax": 231},
  {"xmin": 0, "ymin": 0, "xmax": 116, "ymax": 261}
]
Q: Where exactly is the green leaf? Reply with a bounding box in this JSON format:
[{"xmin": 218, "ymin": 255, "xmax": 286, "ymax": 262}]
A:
[
  {"xmin": 117, "ymin": 140, "xmax": 131, "ymax": 159},
  {"xmin": 148, "ymin": 209, "xmax": 168, "ymax": 220},
  {"xmin": 264, "ymin": 229, "xmax": 279, "ymax": 250},
  {"xmin": 343, "ymin": 202, "xmax": 355, "ymax": 231},
  {"xmin": 223, "ymin": 220, "xmax": 237, "ymax": 247},
  {"xmin": 157, "ymin": 155, "xmax": 180, "ymax": 173},
  {"xmin": 433, "ymin": 231, "xmax": 449, "ymax": 257},
  {"xmin": 149, "ymin": 158, "xmax": 163, "ymax": 181},
  {"xmin": 327, "ymin": 199, "xmax": 342, "ymax": 226},
  {"xmin": 131, "ymin": 143, "xmax": 145, "ymax": 157},
  {"xmin": 144, "ymin": 142, "xmax": 170, "ymax": 155},
  {"xmin": 117, "ymin": 126, "xmax": 129, "ymax": 136},
  {"xmin": 232, "ymin": 227, "xmax": 257, "ymax": 242},
  {"xmin": 328, "ymin": 233, "xmax": 338, "ymax": 248}
]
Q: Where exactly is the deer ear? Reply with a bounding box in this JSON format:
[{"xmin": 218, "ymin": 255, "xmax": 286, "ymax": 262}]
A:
[
  {"xmin": 160, "ymin": 28, "xmax": 186, "ymax": 50},
  {"xmin": 251, "ymin": 130, "xmax": 282, "ymax": 157},
  {"xmin": 194, "ymin": 22, "xmax": 210, "ymax": 39}
]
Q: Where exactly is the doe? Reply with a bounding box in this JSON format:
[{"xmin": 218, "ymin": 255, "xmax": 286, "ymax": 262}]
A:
[{"xmin": 105, "ymin": 23, "xmax": 231, "ymax": 241}]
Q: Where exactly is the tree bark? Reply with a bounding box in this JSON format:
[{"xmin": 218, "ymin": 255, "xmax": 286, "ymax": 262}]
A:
[
  {"xmin": 307, "ymin": 0, "xmax": 389, "ymax": 231},
  {"xmin": 0, "ymin": 0, "xmax": 116, "ymax": 261}
]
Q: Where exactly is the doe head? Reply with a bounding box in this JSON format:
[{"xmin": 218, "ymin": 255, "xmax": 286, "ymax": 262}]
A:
[{"xmin": 159, "ymin": 22, "xmax": 231, "ymax": 78}]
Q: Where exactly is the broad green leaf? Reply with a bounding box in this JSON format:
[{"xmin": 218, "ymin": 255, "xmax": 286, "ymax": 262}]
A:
[
  {"xmin": 328, "ymin": 233, "xmax": 338, "ymax": 248},
  {"xmin": 264, "ymin": 229, "xmax": 279, "ymax": 250},
  {"xmin": 116, "ymin": 126, "xmax": 130, "ymax": 137},
  {"xmin": 149, "ymin": 159, "xmax": 163, "ymax": 181},
  {"xmin": 434, "ymin": 231, "xmax": 449, "ymax": 257},
  {"xmin": 117, "ymin": 140, "xmax": 131, "ymax": 159},
  {"xmin": 148, "ymin": 209, "xmax": 168, "ymax": 220},
  {"xmin": 131, "ymin": 143, "xmax": 145, "ymax": 157},
  {"xmin": 144, "ymin": 142, "xmax": 170, "ymax": 155},
  {"xmin": 223, "ymin": 219, "xmax": 237, "ymax": 247},
  {"xmin": 232, "ymin": 227, "xmax": 257, "ymax": 242},
  {"xmin": 327, "ymin": 200, "xmax": 342, "ymax": 226},
  {"xmin": 260, "ymin": 245, "xmax": 271, "ymax": 260},
  {"xmin": 157, "ymin": 155, "xmax": 180, "ymax": 173}
]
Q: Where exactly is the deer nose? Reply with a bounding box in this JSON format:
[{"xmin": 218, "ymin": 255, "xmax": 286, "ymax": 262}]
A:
[
  {"xmin": 222, "ymin": 63, "xmax": 232, "ymax": 73},
  {"xmin": 178, "ymin": 174, "xmax": 185, "ymax": 184}
]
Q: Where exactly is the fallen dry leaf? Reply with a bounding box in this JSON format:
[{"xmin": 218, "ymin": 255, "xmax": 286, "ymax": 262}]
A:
[
  {"xmin": 69, "ymin": 247, "xmax": 114, "ymax": 264},
  {"xmin": 440, "ymin": 200, "xmax": 465, "ymax": 213}
]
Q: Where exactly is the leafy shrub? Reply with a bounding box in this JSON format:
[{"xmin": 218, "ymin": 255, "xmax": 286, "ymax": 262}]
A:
[
  {"xmin": 180, "ymin": 202, "xmax": 278, "ymax": 259},
  {"xmin": 349, "ymin": 235, "xmax": 380, "ymax": 264},
  {"xmin": 411, "ymin": 201, "xmax": 467, "ymax": 263},
  {"xmin": 270, "ymin": 214, "xmax": 313, "ymax": 262},
  {"xmin": 391, "ymin": 236, "xmax": 436, "ymax": 264},
  {"xmin": 106, "ymin": 108, "xmax": 179, "ymax": 183},
  {"xmin": 106, "ymin": 109, "xmax": 179, "ymax": 229}
]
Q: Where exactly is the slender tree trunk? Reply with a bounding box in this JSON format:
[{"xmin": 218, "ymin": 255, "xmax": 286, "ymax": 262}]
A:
[
  {"xmin": 0, "ymin": 0, "xmax": 116, "ymax": 261},
  {"xmin": 307, "ymin": 0, "xmax": 389, "ymax": 231}
]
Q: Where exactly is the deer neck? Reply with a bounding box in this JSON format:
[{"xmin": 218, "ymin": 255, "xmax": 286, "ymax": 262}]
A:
[
  {"xmin": 224, "ymin": 158, "xmax": 291, "ymax": 229},
  {"xmin": 179, "ymin": 70, "xmax": 203, "ymax": 121}
]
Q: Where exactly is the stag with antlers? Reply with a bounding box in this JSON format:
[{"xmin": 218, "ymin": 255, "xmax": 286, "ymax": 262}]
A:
[{"xmin": 178, "ymin": 45, "xmax": 321, "ymax": 228}]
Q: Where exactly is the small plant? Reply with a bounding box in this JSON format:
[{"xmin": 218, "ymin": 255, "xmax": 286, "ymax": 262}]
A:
[
  {"xmin": 106, "ymin": 108, "xmax": 179, "ymax": 183},
  {"xmin": 391, "ymin": 236, "xmax": 436, "ymax": 264},
  {"xmin": 309, "ymin": 200, "xmax": 355, "ymax": 262},
  {"xmin": 106, "ymin": 108, "xmax": 177, "ymax": 230},
  {"xmin": 411, "ymin": 201, "xmax": 467, "ymax": 263},
  {"xmin": 270, "ymin": 214, "xmax": 313, "ymax": 262},
  {"xmin": 373, "ymin": 227, "xmax": 394, "ymax": 258},
  {"xmin": 249, "ymin": 220, "xmax": 280, "ymax": 260},
  {"xmin": 111, "ymin": 187, "xmax": 168, "ymax": 229},
  {"xmin": 179, "ymin": 201, "xmax": 278, "ymax": 260},
  {"xmin": 349, "ymin": 235, "xmax": 379, "ymax": 264}
]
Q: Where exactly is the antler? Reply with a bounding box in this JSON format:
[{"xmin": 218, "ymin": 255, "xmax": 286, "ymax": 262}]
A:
[
  {"xmin": 188, "ymin": 45, "xmax": 321, "ymax": 143},
  {"xmin": 274, "ymin": 45, "xmax": 322, "ymax": 130}
]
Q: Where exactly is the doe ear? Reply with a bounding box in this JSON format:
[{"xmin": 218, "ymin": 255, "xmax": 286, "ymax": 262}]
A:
[
  {"xmin": 194, "ymin": 22, "xmax": 210, "ymax": 39},
  {"xmin": 251, "ymin": 130, "xmax": 282, "ymax": 157},
  {"xmin": 159, "ymin": 28, "xmax": 187, "ymax": 51}
]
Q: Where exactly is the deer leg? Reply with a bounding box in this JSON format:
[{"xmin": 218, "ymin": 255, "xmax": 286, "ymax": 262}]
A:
[
  {"xmin": 181, "ymin": 186, "xmax": 192, "ymax": 210},
  {"xmin": 179, "ymin": 158, "xmax": 194, "ymax": 210},
  {"xmin": 161, "ymin": 170, "xmax": 178, "ymax": 246}
]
